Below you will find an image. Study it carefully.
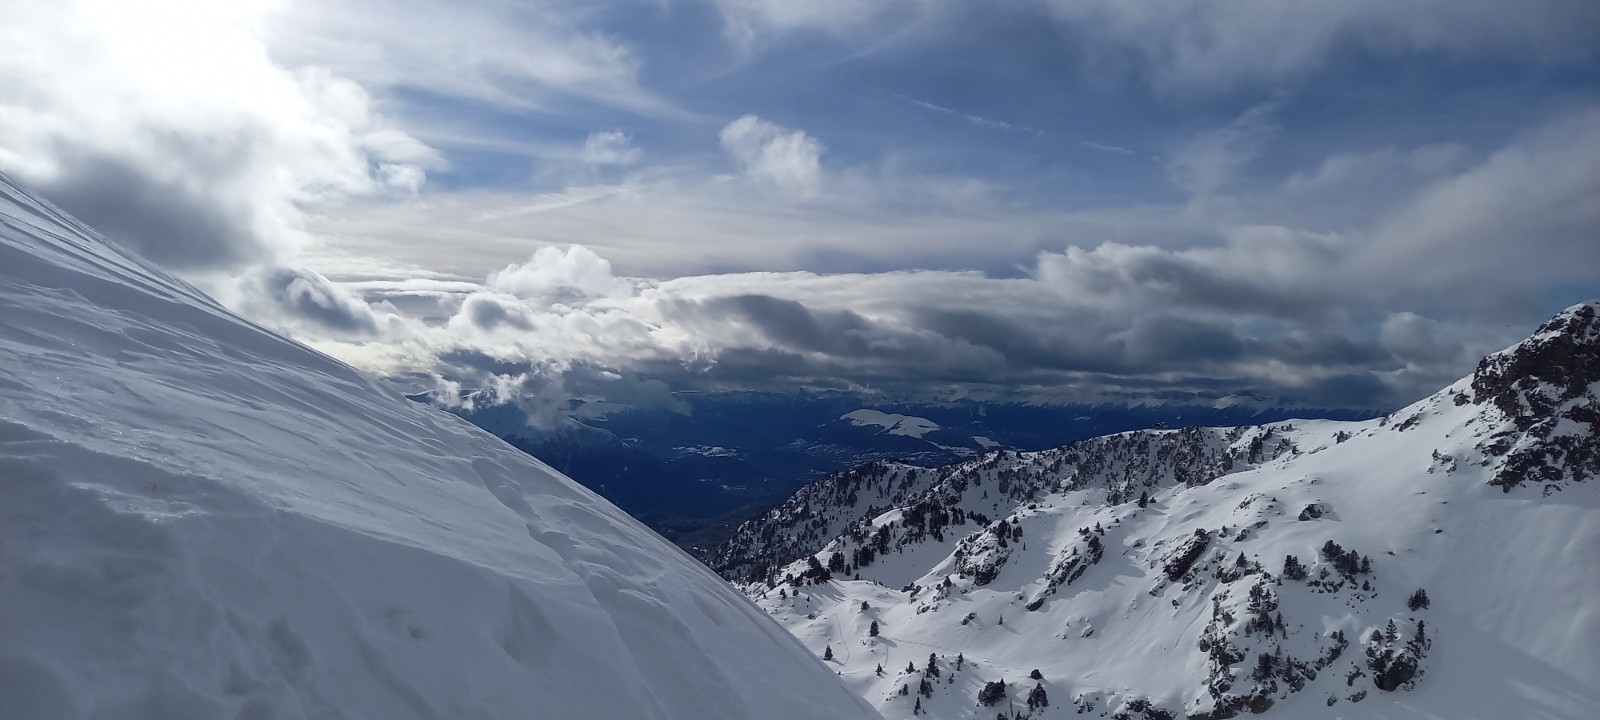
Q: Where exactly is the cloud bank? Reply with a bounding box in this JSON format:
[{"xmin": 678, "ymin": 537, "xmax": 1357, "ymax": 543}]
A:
[{"xmin": 3, "ymin": 0, "xmax": 1594, "ymax": 421}]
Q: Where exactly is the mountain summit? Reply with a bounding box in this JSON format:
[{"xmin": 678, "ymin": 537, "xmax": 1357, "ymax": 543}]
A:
[
  {"xmin": 1468, "ymin": 301, "xmax": 1600, "ymax": 491},
  {"xmin": 0, "ymin": 175, "xmax": 880, "ymax": 719},
  {"xmin": 724, "ymin": 301, "xmax": 1600, "ymax": 719}
]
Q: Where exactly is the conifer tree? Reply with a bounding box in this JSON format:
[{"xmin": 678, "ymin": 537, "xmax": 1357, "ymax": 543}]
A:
[
  {"xmin": 1027, "ymin": 683, "xmax": 1049, "ymax": 709},
  {"xmin": 978, "ymin": 679, "xmax": 1007, "ymax": 706},
  {"xmin": 823, "ymin": 645, "xmax": 833, "ymax": 661},
  {"xmin": 1282, "ymin": 554, "xmax": 1307, "ymax": 581}
]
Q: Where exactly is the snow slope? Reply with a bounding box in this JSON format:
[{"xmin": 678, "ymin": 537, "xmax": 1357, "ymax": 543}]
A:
[
  {"xmin": 0, "ymin": 175, "xmax": 880, "ymax": 720},
  {"xmin": 734, "ymin": 304, "xmax": 1600, "ymax": 720}
]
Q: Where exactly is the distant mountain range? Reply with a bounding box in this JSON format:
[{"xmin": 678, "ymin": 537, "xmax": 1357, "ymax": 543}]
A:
[{"xmin": 426, "ymin": 389, "xmax": 1380, "ymax": 551}]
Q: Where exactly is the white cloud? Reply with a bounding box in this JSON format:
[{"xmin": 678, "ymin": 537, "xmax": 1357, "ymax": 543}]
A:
[
  {"xmin": 0, "ymin": 0, "xmax": 441, "ymax": 271},
  {"xmin": 487, "ymin": 245, "xmax": 631, "ymax": 303},
  {"xmin": 712, "ymin": 0, "xmax": 933, "ymax": 47},
  {"xmin": 719, "ymin": 115, "xmax": 826, "ymax": 196},
  {"xmin": 1362, "ymin": 106, "xmax": 1600, "ymax": 307},
  {"xmin": 262, "ymin": 0, "xmax": 680, "ymax": 118},
  {"xmin": 579, "ymin": 130, "xmax": 643, "ymax": 166}
]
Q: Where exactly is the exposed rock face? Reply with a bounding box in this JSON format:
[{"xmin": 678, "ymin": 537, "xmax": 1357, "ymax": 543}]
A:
[{"xmin": 1471, "ymin": 302, "xmax": 1600, "ymax": 492}]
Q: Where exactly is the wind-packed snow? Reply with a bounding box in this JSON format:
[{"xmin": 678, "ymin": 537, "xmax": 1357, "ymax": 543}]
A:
[
  {"xmin": 843, "ymin": 410, "xmax": 942, "ymax": 438},
  {"xmin": 736, "ymin": 310, "xmax": 1600, "ymax": 719},
  {"xmin": 0, "ymin": 176, "xmax": 880, "ymax": 720}
]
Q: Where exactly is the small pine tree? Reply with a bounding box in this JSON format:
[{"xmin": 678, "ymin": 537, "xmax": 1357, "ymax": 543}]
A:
[
  {"xmin": 861, "ymin": 600, "xmax": 871, "ymax": 612},
  {"xmin": 956, "ymin": 653, "xmax": 964, "ymax": 671},
  {"xmin": 1138, "ymin": 490, "xmax": 1149, "ymax": 508},
  {"xmin": 926, "ymin": 653, "xmax": 940, "ymax": 677},
  {"xmin": 913, "ymin": 697, "xmax": 922, "ymax": 715},
  {"xmin": 907, "ymin": 661, "xmax": 917, "ymax": 674},
  {"xmin": 823, "ymin": 645, "xmax": 833, "ymax": 661},
  {"xmin": 876, "ymin": 663, "xmax": 884, "ymax": 676},
  {"xmin": 1407, "ymin": 588, "xmax": 1431, "ymax": 611},
  {"xmin": 1283, "ymin": 554, "xmax": 1307, "ymax": 581},
  {"xmin": 1027, "ymin": 682, "xmax": 1049, "ymax": 709},
  {"xmin": 978, "ymin": 679, "xmax": 1007, "ymax": 706},
  {"xmin": 870, "ymin": 620, "xmax": 880, "ymax": 637}
]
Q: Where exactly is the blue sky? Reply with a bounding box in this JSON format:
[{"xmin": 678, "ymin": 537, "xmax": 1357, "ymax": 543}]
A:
[{"xmin": 3, "ymin": 0, "xmax": 1598, "ymax": 412}]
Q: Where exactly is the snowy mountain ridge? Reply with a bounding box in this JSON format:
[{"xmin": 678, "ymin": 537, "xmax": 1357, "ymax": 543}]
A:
[
  {"xmin": 720, "ymin": 302, "xmax": 1600, "ymax": 719},
  {"xmin": 0, "ymin": 175, "xmax": 880, "ymax": 719}
]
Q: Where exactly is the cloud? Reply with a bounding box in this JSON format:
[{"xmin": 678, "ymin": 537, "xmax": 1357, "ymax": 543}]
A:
[
  {"xmin": 579, "ymin": 131, "xmax": 643, "ymax": 166},
  {"xmin": 458, "ymin": 292, "xmax": 538, "ymax": 332},
  {"xmin": 293, "ymin": 236, "xmax": 1505, "ymax": 415},
  {"xmin": 719, "ymin": 115, "xmax": 825, "ymax": 196},
  {"xmin": 278, "ymin": 99, "xmax": 1596, "ymax": 416},
  {"xmin": 1042, "ymin": 0, "xmax": 1600, "ymax": 91},
  {"xmin": 487, "ymin": 245, "xmax": 631, "ymax": 303},
  {"xmin": 262, "ymin": 0, "xmax": 680, "ymax": 117},
  {"xmin": 1167, "ymin": 102, "xmax": 1280, "ymax": 196},
  {"xmin": 1361, "ymin": 106, "xmax": 1600, "ymax": 309},
  {"xmin": 1033, "ymin": 228, "xmax": 1343, "ymax": 320},
  {"xmin": 0, "ymin": 0, "xmax": 441, "ymax": 273},
  {"xmin": 254, "ymin": 266, "xmax": 387, "ymax": 336},
  {"xmin": 712, "ymin": 0, "xmax": 934, "ymax": 48}
]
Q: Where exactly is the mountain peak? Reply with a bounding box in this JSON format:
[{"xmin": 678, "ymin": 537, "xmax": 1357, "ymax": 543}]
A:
[{"xmin": 1467, "ymin": 301, "xmax": 1600, "ymax": 491}]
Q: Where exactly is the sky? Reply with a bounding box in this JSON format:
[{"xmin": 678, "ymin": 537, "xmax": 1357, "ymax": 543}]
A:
[{"xmin": 3, "ymin": 0, "xmax": 1598, "ymax": 416}]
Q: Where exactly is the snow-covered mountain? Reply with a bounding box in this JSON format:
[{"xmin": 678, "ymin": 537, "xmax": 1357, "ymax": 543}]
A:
[
  {"xmin": 719, "ymin": 302, "xmax": 1600, "ymax": 719},
  {"xmin": 0, "ymin": 175, "xmax": 880, "ymax": 720}
]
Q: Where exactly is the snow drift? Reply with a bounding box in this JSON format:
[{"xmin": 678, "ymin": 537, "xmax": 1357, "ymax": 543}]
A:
[{"xmin": 0, "ymin": 175, "xmax": 880, "ymax": 720}]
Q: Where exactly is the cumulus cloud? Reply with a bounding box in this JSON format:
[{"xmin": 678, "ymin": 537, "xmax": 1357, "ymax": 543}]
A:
[
  {"xmin": 0, "ymin": 0, "xmax": 442, "ymax": 273},
  {"xmin": 720, "ymin": 115, "xmax": 826, "ymax": 196},
  {"xmin": 212, "ymin": 264, "xmax": 415, "ymax": 343},
  {"xmin": 486, "ymin": 245, "xmax": 631, "ymax": 303}
]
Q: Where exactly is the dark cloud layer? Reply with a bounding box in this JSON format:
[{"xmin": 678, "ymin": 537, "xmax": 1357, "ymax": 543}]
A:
[{"xmin": 34, "ymin": 149, "xmax": 265, "ymax": 271}]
